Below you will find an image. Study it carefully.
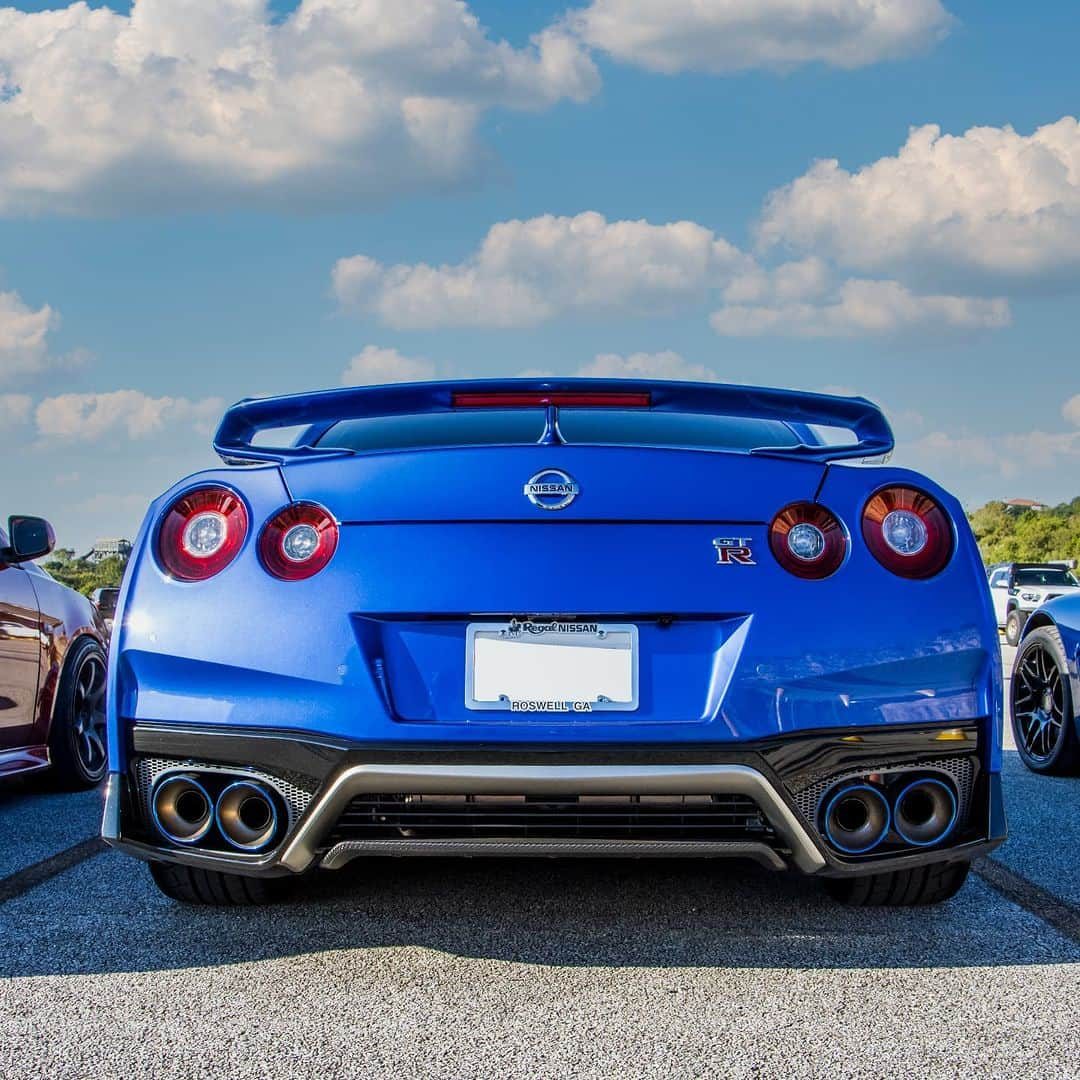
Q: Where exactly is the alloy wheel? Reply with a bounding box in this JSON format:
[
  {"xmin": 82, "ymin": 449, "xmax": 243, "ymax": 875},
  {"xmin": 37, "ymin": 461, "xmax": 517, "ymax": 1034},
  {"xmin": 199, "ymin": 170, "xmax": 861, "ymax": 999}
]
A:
[
  {"xmin": 71, "ymin": 650, "xmax": 108, "ymax": 777},
  {"xmin": 1012, "ymin": 642, "xmax": 1066, "ymax": 763}
]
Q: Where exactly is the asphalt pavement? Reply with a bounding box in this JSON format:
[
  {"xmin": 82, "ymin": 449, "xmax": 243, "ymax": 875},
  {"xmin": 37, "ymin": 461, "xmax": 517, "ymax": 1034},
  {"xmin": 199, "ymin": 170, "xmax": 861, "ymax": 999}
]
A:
[{"xmin": 2, "ymin": 641, "xmax": 1080, "ymax": 1079}]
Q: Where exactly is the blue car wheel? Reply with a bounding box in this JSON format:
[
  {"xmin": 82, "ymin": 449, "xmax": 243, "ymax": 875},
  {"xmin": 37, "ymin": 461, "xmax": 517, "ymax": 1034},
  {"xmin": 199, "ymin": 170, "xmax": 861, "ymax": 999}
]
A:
[{"xmin": 1011, "ymin": 626, "xmax": 1079, "ymax": 775}]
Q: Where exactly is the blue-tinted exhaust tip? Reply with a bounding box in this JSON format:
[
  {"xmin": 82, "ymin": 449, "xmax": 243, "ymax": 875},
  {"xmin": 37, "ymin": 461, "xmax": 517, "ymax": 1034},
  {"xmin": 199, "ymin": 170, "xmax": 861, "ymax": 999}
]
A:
[{"xmin": 822, "ymin": 783, "xmax": 891, "ymax": 855}]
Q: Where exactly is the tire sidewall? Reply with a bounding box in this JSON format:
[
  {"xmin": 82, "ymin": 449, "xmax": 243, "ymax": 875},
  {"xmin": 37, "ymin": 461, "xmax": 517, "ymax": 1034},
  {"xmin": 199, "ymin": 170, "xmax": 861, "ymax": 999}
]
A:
[
  {"xmin": 1011, "ymin": 627, "xmax": 1076, "ymax": 773},
  {"xmin": 1005, "ymin": 610, "xmax": 1023, "ymax": 647},
  {"xmin": 50, "ymin": 637, "xmax": 108, "ymax": 787}
]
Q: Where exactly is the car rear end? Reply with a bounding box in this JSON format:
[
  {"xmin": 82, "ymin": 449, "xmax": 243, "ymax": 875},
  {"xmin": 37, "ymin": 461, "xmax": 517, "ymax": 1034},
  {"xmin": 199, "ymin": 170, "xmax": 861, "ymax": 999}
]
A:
[{"xmin": 102, "ymin": 380, "xmax": 1004, "ymax": 905}]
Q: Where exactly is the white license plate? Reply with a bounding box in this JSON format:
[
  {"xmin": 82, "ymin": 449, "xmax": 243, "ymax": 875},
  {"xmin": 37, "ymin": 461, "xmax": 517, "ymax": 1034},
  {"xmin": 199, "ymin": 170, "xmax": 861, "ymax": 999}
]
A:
[{"xmin": 465, "ymin": 621, "xmax": 639, "ymax": 713}]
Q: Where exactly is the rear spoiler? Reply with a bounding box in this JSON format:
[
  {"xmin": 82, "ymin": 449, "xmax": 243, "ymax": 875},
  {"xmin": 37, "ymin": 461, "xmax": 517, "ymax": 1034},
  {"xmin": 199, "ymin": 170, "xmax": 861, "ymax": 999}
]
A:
[{"xmin": 213, "ymin": 379, "xmax": 894, "ymax": 465}]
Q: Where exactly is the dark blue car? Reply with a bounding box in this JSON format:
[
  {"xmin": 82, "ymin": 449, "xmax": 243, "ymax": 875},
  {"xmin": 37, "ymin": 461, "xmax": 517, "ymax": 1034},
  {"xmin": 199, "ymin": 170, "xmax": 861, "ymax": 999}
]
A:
[{"xmin": 102, "ymin": 379, "xmax": 1005, "ymax": 907}]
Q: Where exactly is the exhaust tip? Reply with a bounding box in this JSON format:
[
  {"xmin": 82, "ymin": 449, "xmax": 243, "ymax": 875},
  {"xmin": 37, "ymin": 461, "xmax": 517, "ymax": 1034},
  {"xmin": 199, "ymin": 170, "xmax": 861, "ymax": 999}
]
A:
[
  {"xmin": 152, "ymin": 775, "xmax": 214, "ymax": 845},
  {"xmin": 822, "ymin": 783, "xmax": 890, "ymax": 855},
  {"xmin": 894, "ymin": 777, "xmax": 958, "ymax": 847},
  {"xmin": 215, "ymin": 781, "xmax": 279, "ymax": 852}
]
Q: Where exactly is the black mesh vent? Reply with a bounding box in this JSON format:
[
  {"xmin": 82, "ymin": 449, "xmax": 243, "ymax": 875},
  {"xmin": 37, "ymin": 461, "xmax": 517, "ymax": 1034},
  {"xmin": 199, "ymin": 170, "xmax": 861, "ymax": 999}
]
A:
[
  {"xmin": 329, "ymin": 793, "xmax": 775, "ymax": 843},
  {"xmin": 133, "ymin": 756, "xmax": 316, "ymax": 830}
]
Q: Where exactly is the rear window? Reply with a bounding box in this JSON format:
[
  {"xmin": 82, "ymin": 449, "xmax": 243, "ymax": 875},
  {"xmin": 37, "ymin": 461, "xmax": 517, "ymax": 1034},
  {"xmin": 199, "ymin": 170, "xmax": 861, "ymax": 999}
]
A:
[
  {"xmin": 316, "ymin": 409, "xmax": 803, "ymax": 454},
  {"xmin": 1014, "ymin": 567, "xmax": 1079, "ymax": 587}
]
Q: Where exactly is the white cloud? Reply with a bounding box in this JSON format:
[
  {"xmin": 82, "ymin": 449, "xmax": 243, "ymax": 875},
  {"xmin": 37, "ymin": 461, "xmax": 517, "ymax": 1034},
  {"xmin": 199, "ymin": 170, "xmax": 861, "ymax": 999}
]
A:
[
  {"xmin": 344, "ymin": 347, "xmax": 719, "ymax": 385},
  {"xmin": 35, "ymin": 390, "xmax": 223, "ymax": 440},
  {"xmin": 897, "ymin": 428, "xmax": 1080, "ymax": 480},
  {"xmin": 334, "ymin": 213, "xmax": 1012, "ymax": 341},
  {"xmin": 758, "ymin": 117, "xmax": 1080, "ymax": 288},
  {"xmin": 711, "ymin": 271, "xmax": 1010, "ymax": 338},
  {"xmin": 573, "ymin": 350, "xmax": 720, "ymax": 382},
  {"xmin": 569, "ymin": 0, "xmax": 952, "ymax": 75},
  {"xmin": 0, "ymin": 0, "xmax": 597, "ymax": 215},
  {"xmin": 341, "ymin": 345, "xmax": 437, "ymax": 385},
  {"xmin": 66, "ymin": 490, "xmax": 158, "ymax": 526},
  {"xmin": 333, "ymin": 211, "xmax": 746, "ymax": 328},
  {"xmin": 0, "ymin": 392, "xmax": 31, "ymax": 424},
  {"xmin": 1063, "ymin": 394, "xmax": 1080, "ymax": 428},
  {"xmin": 0, "ymin": 290, "xmax": 58, "ymax": 381}
]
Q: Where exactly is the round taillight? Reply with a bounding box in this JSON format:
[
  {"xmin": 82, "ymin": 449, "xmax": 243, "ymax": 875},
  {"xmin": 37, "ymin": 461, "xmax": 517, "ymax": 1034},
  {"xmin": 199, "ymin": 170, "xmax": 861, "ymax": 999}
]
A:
[
  {"xmin": 862, "ymin": 486, "xmax": 953, "ymax": 579},
  {"xmin": 259, "ymin": 503, "xmax": 338, "ymax": 580},
  {"xmin": 158, "ymin": 487, "xmax": 248, "ymax": 581},
  {"xmin": 769, "ymin": 503, "xmax": 847, "ymax": 579}
]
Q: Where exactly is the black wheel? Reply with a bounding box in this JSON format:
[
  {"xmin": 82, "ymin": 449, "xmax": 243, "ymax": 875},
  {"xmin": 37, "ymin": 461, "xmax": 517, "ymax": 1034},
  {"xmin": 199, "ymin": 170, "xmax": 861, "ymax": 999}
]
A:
[
  {"xmin": 824, "ymin": 860, "xmax": 970, "ymax": 906},
  {"xmin": 1011, "ymin": 626, "xmax": 1079, "ymax": 775},
  {"xmin": 148, "ymin": 860, "xmax": 295, "ymax": 906},
  {"xmin": 1005, "ymin": 609, "xmax": 1025, "ymax": 647},
  {"xmin": 47, "ymin": 637, "xmax": 108, "ymax": 789}
]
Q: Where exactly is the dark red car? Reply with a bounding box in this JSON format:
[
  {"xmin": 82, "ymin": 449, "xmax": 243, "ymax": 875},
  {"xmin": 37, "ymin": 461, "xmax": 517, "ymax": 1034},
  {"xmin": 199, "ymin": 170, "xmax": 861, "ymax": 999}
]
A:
[{"xmin": 1, "ymin": 515, "xmax": 109, "ymax": 787}]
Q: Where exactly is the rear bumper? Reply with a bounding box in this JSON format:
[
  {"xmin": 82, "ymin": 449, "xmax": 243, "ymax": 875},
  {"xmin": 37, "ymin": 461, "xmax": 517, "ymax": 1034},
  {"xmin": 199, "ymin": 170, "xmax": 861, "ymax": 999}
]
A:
[
  {"xmin": 103, "ymin": 720, "xmax": 1006, "ymax": 879},
  {"xmin": 286, "ymin": 762, "xmax": 824, "ymax": 873}
]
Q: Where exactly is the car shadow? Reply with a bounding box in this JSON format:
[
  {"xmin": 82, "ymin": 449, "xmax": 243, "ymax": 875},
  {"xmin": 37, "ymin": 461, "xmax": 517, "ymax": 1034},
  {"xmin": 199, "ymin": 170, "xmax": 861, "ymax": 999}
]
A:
[
  {"xmin": 3, "ymin": 847, "xmax": 1078, "ymax": 978},
  {"xmin": 994, "ymin": 752, "xmax": 1080, "ymax": 907}
]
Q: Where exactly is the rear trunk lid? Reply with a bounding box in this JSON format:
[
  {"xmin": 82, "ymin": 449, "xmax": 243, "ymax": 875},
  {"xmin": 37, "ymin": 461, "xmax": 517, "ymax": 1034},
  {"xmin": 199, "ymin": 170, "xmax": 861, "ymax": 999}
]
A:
[
  {"xmin": 281, "ymin": 445, "xmax": 826, "ymax": 523},
  {"xmin": 281, "ymin": 444, "xmax": 828, "ymax": 728}
]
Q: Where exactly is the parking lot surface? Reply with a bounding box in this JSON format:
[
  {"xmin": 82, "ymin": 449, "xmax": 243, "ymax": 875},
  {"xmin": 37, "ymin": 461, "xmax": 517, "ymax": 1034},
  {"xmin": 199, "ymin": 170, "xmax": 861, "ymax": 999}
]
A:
[{"xmin": 3, "ymin": 643, "xmax": 1080, "ymax": 1078}]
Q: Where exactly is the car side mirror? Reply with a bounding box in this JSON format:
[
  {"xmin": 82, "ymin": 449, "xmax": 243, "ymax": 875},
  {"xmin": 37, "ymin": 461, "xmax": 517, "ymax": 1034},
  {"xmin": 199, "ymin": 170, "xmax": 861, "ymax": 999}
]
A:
[{"xmin": 3, "ymin": 516, "xmax": 55, "ymax": 563}]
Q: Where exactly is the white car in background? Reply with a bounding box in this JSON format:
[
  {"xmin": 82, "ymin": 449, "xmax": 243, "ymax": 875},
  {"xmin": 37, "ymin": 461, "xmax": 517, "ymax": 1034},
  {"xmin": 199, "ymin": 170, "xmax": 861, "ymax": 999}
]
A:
[{"xmin": 988, "ymin": 562, "xmax": 1080, "ymax": 645}]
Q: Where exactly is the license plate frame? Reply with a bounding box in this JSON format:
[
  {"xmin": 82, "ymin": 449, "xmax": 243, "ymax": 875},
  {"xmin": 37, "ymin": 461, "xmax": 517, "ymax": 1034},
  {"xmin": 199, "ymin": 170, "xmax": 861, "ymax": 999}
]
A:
[{"xmin": 465, "ymin": 621, "xmax": 639, "ymax": 713}]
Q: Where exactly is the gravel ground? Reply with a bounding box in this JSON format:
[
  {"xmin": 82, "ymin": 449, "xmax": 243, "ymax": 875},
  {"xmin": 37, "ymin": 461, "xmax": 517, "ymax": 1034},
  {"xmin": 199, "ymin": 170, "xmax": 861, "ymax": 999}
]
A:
[{"xmin": 3, "ymin": 641, "xmax": 1080, "ymax": 1079}]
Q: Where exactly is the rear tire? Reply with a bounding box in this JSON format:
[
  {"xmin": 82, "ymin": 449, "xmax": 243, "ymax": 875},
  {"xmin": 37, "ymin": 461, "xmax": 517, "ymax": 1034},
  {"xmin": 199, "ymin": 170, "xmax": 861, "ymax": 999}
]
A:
[
  {"xmin": 47, "ymin": 637, "xmax": 108, "ymax": 790},
  {"xmin": 1010, "ymin": 625, "xmax": 1079, "ymax": 775},
  {"xmin": 148, "ymin": 860, "xmax": 294, "ymax": 906},
  {"xmin": 1005, "ymin": 609, "xmax": 1025, "ymax": 647},
  {"xmin": 823, "ymin": 860, "xmax": 970, "ymax": 906}
]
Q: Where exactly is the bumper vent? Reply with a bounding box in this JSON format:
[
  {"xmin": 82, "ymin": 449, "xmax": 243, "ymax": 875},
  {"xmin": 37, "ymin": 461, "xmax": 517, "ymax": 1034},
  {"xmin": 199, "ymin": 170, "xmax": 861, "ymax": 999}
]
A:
[
  {"xmin": 133, "ymin": 756, "xmax": 317, "ymax": 830},
  {"xmin": 329, "ymin": 793, "xmax": 776, "ymax": 844},
  {"xmin": 788, "ymin": 755, "xmax": 975, "ymax": 831}
]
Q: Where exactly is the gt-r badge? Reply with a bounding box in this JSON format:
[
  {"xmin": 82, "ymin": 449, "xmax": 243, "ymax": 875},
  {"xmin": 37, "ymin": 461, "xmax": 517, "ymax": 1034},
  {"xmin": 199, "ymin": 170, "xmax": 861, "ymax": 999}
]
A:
[
  {"xmin": 713, "ymin": 537, "xmax": 755, "ymax": 565},
  {"xmin": 524, "ymin": 469, "xmax": 579, "ymax": 511}
]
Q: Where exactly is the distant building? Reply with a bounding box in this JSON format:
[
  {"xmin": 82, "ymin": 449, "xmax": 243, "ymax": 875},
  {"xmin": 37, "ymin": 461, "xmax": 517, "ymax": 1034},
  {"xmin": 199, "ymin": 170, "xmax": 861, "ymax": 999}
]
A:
[
  {"xmin": 1003, "ymin": 498, "xmax": 1047, "ymax": 513},
  {"xmin": 85, "ymin": 538, "xmax": 133, "ymax": 562}
]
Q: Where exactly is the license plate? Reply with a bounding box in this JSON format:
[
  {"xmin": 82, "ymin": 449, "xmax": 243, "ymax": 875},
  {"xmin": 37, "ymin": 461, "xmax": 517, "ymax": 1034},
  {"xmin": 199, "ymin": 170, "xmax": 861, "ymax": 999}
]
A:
[{"xmin": 465, "ymin": 621, "xmax": 639, "ymax": 713}]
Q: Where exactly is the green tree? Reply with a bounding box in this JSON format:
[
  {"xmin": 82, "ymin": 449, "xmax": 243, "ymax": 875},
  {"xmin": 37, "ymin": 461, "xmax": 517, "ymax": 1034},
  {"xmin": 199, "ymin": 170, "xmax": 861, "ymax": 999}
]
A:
[
  {"xmin": 968, "ymin": 500, "xmax": 1080, "ymax": 565},
  {"xmin": 42, "ymin": 550, "xmax": 128, "ymax": 596}
]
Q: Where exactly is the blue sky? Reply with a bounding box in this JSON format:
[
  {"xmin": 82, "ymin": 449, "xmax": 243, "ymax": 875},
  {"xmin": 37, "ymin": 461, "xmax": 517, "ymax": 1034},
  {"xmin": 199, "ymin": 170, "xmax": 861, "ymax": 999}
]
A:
[{"xmin": 2, "ymin": 0, "xmax": 1078, "ymax": 552}]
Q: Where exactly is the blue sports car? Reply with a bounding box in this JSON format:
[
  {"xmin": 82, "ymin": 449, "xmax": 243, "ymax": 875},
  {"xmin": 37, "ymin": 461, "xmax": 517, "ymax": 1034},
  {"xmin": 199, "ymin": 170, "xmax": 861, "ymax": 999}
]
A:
[
  {"xmin": 102, "ymin": 379, "xmax": 1005, "ymax": 907},
  {"xmin": 1010, "ymin": 594, "xmax": 1080, "ymax": 774}
]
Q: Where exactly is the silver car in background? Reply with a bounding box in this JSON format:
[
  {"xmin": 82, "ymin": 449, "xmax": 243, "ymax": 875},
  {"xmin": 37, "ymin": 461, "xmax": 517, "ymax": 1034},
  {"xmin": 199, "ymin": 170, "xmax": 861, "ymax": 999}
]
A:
[{"xmin": 988, "ymin": 561, "xmax": 1080, "ymax": 645}]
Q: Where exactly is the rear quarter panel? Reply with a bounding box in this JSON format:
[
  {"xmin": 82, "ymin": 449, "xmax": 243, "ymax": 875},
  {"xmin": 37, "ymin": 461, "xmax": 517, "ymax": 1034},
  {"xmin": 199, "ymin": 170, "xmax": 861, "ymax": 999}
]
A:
[
  {"xmin": 815, "ymin": 462, "xmax": 1001, "ymax": 767},
  {"xmin": 26, "ymin": 568, "xmax": 106, "ymax": 747}
]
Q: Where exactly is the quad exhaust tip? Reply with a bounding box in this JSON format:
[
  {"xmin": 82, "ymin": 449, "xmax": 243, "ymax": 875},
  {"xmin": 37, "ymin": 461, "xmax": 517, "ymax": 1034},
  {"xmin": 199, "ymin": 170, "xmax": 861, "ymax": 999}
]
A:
[
  {"xmin": 893, "ymin": 777, "xmax": 958, "ymax": 847},
  {"xmin": 821, "ymin": 774, "xmax": 959, "ymax": 855},
  {"xmin": 151, "ymin": 774, "xmax": 214, "ymax": 845},
  {"xmin": 215, "ymin": 780, "xmax": 279, "ymax": 852},
  {"xmin": 151, "ymin": 773, "xmax": 281, "ymax": 852},
  {"xmin": 822, "ymin": 783, "xmax": 891, "ymax": 855}
]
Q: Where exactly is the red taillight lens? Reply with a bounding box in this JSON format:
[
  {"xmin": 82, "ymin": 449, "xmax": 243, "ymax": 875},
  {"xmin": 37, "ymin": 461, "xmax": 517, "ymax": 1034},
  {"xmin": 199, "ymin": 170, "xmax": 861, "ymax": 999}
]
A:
[
  {"xmin": 862, "ymin": 486, "xmax": 953, "ymax": 579},
  {"xmin": 158, "ymin": 487, "xmax": 248, "ymax": 581},
  {"xmin": 259, "ymin": 503, "xmax": 338, "ymax": 581},
  {"xmin": 770, "ymin": 503, "xmax": 847, "ymax": 579}
]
